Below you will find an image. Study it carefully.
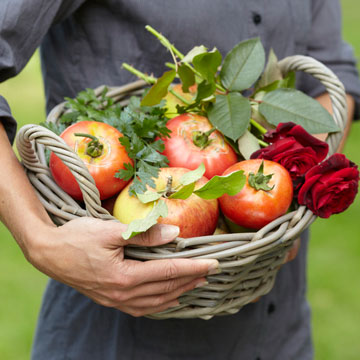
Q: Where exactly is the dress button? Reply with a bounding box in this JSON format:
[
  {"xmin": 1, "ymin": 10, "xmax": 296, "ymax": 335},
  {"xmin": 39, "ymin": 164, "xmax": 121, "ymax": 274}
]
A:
[
  {"xmin": 268, "ymin": 302, "xmax": 276, "ymax": 314},
  {"xmin": 253, "ymin": 13, "xmax": 262, "ymax": 25}
]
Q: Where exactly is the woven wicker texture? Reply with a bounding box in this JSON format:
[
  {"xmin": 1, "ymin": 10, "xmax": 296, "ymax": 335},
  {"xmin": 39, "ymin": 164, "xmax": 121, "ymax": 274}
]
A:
[{"xmin": 16, "ymin": 56, "xmax": 347, "ymax": 319}]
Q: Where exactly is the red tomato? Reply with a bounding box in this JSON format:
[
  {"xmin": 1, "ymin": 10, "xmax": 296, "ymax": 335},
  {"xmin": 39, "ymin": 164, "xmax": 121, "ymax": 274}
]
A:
[
  {"xmin": 50, "ymin": 121, "xmax": 132, "ymax": 200},
  {"xmin": 161, "ymin": 114, "xmax": 238, "ymax": 179},
  {"xmin": 219, "ymin": 159, "xmax": 293, "ymax": 230}
]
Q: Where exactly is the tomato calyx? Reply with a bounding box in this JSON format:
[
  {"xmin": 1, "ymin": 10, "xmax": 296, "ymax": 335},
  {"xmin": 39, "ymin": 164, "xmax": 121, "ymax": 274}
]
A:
[
  {"xmin": 192, "ymin": 128, "xmax": 216, "ymax": 149},
  {"xmin": 74, "ymin": 133, "xmax": 104, "ymax": 158},
  {"xmin": 248, "ymin": 161, "xmax": 275, "ymax": 192}
]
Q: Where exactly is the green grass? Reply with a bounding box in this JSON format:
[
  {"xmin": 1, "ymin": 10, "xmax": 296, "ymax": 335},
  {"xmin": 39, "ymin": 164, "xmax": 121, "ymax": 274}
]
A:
[{"xmin": 0, "ymin": 2, "xmax": 360, "ymax": 358}]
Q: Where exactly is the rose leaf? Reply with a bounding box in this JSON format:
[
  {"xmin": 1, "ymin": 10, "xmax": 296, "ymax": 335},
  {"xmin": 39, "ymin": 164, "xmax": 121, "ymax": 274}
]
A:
[
  {"xmin": 208, "ymin": 93, "xmax": 251, "ymax": 141},
  {"xmin": 259, "ymin": 88, "xmax": 340, "ymax": 133}
]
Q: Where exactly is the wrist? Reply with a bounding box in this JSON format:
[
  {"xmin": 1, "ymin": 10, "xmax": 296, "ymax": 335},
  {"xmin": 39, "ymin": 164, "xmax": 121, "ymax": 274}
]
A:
[{"xmin": 17, "ymin": 218, "xmax": 57, "ymax": 267}]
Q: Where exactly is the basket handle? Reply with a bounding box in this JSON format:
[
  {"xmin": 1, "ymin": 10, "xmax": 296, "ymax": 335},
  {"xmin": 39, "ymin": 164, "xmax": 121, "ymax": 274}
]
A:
[
  {"xmin": 278, "ymin": 55, "xmax": 348, "ymax": 155},
  {"xmin": 16, "ymin": 124, "xmax": 114, "ymax": 220}
]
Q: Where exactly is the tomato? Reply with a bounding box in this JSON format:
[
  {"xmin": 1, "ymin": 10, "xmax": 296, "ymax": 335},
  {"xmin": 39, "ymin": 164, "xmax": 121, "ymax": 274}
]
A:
[
  {"xmin": 50, "ymin": 121, "xmax": 132, "ymax": 200},
  {"xmin": 219, "ymin": 159, "xmax": 293, "ymax": 230},
  {"xmin": 161, "ymin": 114, "xmax": 238, "ymax": 179},
  {"xmin": 113, "ymin": 167, "xmax": 219, "ymax": 238}
]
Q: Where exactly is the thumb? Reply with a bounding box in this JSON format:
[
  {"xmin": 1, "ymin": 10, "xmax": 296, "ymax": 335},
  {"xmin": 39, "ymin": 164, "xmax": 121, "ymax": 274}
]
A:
[{"xmin": 125, "ymin": 223, "xmax": 180, "ymax": 247}]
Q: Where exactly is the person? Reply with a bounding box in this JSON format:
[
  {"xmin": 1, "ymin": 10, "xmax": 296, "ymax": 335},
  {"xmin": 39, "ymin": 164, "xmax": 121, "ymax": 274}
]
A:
[{"xmin": 0, "ymin": 1, "xmax": 359, "ymax": 359}]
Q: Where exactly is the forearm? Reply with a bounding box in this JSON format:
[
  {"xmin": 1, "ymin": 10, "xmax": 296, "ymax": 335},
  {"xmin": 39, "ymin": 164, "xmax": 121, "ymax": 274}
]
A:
[
  {"xmin": 0, "ymin": 122, "xmax": 54, "ymax": 258},
  {"xmin": 315, "ymin": 93, "xmax": 355, "ymax": 152}
]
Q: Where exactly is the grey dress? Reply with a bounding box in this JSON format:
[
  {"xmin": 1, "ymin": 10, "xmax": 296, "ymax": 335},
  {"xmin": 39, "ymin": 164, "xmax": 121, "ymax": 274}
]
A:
[{"xmin": 0, "ymin": 1, "xmax": 359, "ymax": 359}]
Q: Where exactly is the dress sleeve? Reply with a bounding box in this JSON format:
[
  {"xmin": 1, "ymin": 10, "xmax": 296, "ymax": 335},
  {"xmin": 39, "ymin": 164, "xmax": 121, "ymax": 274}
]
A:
[
  {"xmin": 297, "ymin": 0, "xmax": 360, "ymax": 119},
  {"xmin": 0, "ymin": 0, "xmax": 86, "ymax": 143}
]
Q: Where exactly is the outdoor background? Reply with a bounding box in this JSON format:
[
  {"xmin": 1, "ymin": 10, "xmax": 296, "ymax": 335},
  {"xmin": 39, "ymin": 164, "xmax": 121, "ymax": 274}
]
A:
[{"xmin": 0, "ymin": 1, "xmax": 359, "ymax": 359}]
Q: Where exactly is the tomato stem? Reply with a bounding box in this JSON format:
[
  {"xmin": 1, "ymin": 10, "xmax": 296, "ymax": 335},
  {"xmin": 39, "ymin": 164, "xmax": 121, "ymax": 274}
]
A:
[
  {"xmin": 74, "ymin": 133, "xmax": 104, "ymax": 158},
  {"xmin": 248, "ymin": 161, "xmax": 275, "ymax": 191},
  {"xmin": 192, "ymin": 128, "xmax": 216, "ymax": 149}
]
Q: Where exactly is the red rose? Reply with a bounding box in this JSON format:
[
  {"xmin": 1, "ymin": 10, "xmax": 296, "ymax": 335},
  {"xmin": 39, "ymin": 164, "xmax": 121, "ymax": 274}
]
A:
[
  {"xmin": 298, "ymin": 153, "xmax": 359, "ymax": 218},
  {"xmin": 251, "ymin": 122, "xmax": 329, "ymax": 188}
]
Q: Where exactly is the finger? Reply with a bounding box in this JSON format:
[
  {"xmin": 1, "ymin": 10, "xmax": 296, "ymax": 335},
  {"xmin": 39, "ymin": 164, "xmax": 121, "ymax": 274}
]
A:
[
  {"xmin": 283, "ymin": 237, "xmax": 301, "ymax": 264},
  {"xmin": 122, "ymin": 257, "xmax": 220, "ymax": 286},
  {"xmin": 80, "ymin": 276, "xmax": 206, "ymax": 311},
  {"xmin": 251, "ymin": 296, "xmax": 261, "ymax": 303},
  {"xmin": 126, "ymin": 223, "xmax": 180, "ymax": 247},
  {"xmin": 121, "ymin": 277, "xmax": 206, "ymax": 309},
  {"xmin": 91, "ymin": 220, "xmax": 179, "ymax": 248},
  {"xmin": 119, "ymin": 299, "xmax": 180, "ymax": 318},
  {"xmin": 120, "ymin": 275, "xmax": 206, "ymax": 300}
]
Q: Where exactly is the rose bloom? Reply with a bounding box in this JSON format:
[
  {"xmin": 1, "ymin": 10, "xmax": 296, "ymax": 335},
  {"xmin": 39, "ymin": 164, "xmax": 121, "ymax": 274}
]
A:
[
  {"xmin": 298, "ymin": 153, "xmax": 359, "ymax": 218},
  {"xmin": 251, "ymin": 122, "xmax": 329, "ymax": 189}
]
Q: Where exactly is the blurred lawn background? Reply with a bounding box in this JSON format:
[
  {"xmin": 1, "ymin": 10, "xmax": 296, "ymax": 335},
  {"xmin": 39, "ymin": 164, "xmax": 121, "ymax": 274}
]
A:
[{"xmin": 0, "ymin": 1, "xmax": 359, "ymax": 359}]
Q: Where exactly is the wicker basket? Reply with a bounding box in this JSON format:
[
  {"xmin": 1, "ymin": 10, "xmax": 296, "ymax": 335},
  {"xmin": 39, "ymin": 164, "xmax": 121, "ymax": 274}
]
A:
[{"xmin": 16, "ymin": 55, "xmax": 347, "ymax": 320}]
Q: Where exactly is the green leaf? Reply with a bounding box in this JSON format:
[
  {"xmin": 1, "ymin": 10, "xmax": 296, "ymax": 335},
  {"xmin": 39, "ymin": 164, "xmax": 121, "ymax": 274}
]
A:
[
  {"xmin": 179, "ymin": 163, "xmax": 206, "ymax": 185},
  {"xmin": 141, "ymin": 70, "xmax": 176, "ymax": 106},
  {"xmin": 220, "ymin": 38, "xmax": 265, "ymax": 91},
  {"xmin": 169, "ymin": 183, "xmax": 196, "ymax": 200},
  {"xmin": 137, "ymin": 191, "xmax": 162, "ymax": 204},
  {"xmin": 182, "ymin": 45, "xmax": 208, "ymax": 63},
  {"xmin": 256, "ymin": 48, "xmax": 282, "ymax": 89},
  {"xmin": 194, "ymin": 170, "xmax": 246, "ymax": 199},
  {"xmin": 115, "ymin": 162, "xmax": 135, "ymax": 181},
  {"xmin": 259, "ymin": 88, "xmax": 340, "ymax": 133},
  {"xmin": 256, "ymin": 71, "xmax": 296, "ymax": 94},
  {"xmin": 195, "ymin": 80, "xmax": 216, "ymax": 102},
  {"xmin": 178, "ymin": 64, "xmax": 195, "ymax": 92},
  {"xmin": 283, "ymin": 71, "xmax": 296, "ymax": 89},
  {"xmin": 192, "ymin": 48, "xmax": 222, "ymax": 83},
  {"xmin": 122, "ymin": 200, "xmax": 168, "ymax": 240},
  {"xmin": 208, "ymin": 93, "xmax": 251, "ymax": 141},
  {"xmin": 237, "ymin": 130, "xmax": 261, "ymax": 160}
]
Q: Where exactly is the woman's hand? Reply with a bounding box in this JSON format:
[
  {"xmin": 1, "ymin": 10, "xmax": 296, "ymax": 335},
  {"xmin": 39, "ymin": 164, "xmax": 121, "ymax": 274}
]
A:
[{"xmin": 29, "ymin": 218, "xmax": 219, "ymax": 317}]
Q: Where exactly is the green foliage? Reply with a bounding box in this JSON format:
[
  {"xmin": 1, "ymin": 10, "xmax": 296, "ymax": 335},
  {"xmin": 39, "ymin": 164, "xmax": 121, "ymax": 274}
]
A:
[
  {"xmin": 193, "ymin": 48, "xmax": 222, "ymax": 84},
  {"xmin": 141, "ymin": 70, "xmax": 176, "ymax": 106},
  {"xmin": 208, "ymin": 93, "xmax": 251, "ymax": 141},
  {"xmin": 122, "ymin": 200, "xmax": 168, "ymax": 239},
  {"xmin": 129, "ymin": 28, "xmax": 340, "ymax": 154},
  {"xmin": 194, "ymin": 170, "xmax": 246, "ymax": 199},
  {"xmin": 259, "ymin": 88, "xmax": 339, "ymax": 133},
  {"xmin": 168, "ymin": 163, "xmax": 246, "ymax": 201},
  {"xmin": 220, "ymin": 38, "xmax": 265, "ymax": 91}
]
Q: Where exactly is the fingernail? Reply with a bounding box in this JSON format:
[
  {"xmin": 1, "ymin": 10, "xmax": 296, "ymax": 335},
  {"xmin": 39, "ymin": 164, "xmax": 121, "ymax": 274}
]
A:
[
  {"xmin": 195, "ymin": 280, "xmax": 209, "ymax": 288},
  {"xmin": 198, "ymin": 259, "xmax": 221, "ymax": 275},
  {"xmin": 208, "ymin": 265, "xmax": 221, "ymax": 275},
  {"xmin": 160, "ymin": 225, "xmax": 180, "ymax": 241}
]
